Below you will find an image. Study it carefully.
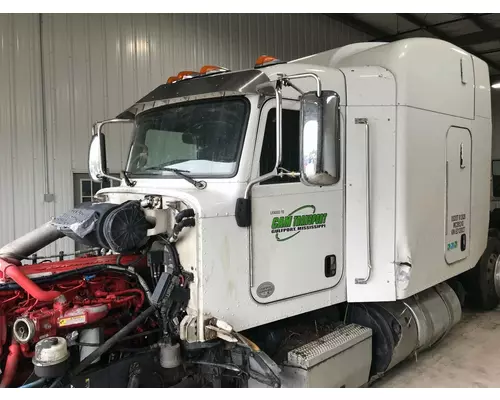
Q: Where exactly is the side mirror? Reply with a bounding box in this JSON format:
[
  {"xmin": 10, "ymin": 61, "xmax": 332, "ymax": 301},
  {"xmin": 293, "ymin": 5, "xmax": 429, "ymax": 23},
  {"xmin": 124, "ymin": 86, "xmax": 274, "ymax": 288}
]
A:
[
  {"xmin": 88, "ymin": 133, "xmax": 107, "ymax": 183},
  {"xmin": 299, "ymin": 90, "xmax": 340, "ymax": 186},
  {"xmin": 88, "ymin": 119, "xmax": 133, "ymax": 183}
]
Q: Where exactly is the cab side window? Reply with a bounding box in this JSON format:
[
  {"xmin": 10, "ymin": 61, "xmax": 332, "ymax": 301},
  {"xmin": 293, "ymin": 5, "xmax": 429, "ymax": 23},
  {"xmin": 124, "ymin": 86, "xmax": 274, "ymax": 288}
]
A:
[{"xmin": 259, "ymin": 108, "xmax": 300, "ymax": 185}]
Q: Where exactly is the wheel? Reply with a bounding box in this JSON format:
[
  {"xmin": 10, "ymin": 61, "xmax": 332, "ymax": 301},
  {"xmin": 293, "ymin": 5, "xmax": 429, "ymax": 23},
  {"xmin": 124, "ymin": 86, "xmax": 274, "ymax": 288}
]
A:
[{"xmin": 461, "ymin": 236, "xmax": 500, "ymax": 310}]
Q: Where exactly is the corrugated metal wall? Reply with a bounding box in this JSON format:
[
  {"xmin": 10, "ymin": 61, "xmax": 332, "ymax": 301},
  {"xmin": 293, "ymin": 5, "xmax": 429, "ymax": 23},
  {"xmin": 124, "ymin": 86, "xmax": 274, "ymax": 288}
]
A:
[
  {"xmin": 0, "ymin": 13, "xmax": 369, "ymax": 255},
  {"xmin": 0, "ymin": 14, "xmax": 57, "ymax": 254}
]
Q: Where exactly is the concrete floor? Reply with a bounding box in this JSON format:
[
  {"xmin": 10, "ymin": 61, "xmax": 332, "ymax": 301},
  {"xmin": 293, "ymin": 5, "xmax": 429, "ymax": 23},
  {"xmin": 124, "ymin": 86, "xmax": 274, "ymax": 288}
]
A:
[{"xmin": 374, "ymin": 308, "xmax": 500, "ymax": 387}]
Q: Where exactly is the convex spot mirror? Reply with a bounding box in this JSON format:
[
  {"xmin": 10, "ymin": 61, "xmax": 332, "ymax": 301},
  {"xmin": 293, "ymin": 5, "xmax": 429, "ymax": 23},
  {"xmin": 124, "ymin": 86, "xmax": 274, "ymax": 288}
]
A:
[{"xmin": 299, "ymin": 90, "xmax": 340, "ymax": 186}]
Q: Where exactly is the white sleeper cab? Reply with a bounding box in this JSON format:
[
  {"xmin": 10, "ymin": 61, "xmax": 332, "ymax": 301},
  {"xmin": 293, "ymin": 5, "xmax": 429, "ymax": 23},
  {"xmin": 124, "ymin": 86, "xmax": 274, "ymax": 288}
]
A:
[{"xmin": 0, "ymin": 38, "xmax": 495, "ymax": 388}]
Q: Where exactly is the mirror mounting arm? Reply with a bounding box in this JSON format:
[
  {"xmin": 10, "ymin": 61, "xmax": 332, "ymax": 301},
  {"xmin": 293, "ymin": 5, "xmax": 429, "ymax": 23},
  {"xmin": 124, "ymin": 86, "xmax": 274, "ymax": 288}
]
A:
[
  {"xmin": 283, "ymin": 73, "xmax": 322, "ymax": 97},
  {"xmin": 235, "ymin": 72, "xmax": 324, "ymax": 228},
  {"xmin": 243, "ymin": 81, "xmax": 283, "ymax": 200},
  {"xmin": 235, "ymin": 80, "xmax": 284, "ymax": 228}
]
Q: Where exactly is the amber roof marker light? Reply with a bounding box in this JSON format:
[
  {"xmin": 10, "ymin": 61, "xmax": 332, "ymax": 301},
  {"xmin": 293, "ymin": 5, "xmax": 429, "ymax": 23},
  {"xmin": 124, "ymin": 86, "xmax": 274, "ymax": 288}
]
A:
[
  {"xmin": 254, "ymin": 55, "xmax": 285, "ymax": 68},
  {"xmin": 200, "ymin": 65, "xmax": 229, "ymax": 75}
]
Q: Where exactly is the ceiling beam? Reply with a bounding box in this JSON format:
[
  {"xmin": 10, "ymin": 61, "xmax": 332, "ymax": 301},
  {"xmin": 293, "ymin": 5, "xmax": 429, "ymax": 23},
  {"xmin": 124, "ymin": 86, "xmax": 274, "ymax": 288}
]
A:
[
  {"xmin": 324, "ymin": 14, "xmax": 391, "ymax": 38},
  {"xmin": 372, "ymin": 14, "xmax": 491, "ymax": 43},
  {"xmin": 396, "ymin": 13, "xmax": 456, "ymax": 42},
  {"xmin": 465, "ymin": 13, "xmax": 495, "ymax": 31},
  {"xmin": 452, "ymin": 28, "xmax": 500, "ymax": 47},
  {"xmin": 478, "ymin": 47, "xmax": 500, "ymax": 56}
]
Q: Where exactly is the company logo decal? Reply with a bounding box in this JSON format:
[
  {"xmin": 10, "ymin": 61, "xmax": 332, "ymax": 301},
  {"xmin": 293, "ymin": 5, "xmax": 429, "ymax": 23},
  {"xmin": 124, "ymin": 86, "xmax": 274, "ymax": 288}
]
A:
[{"xmin": 270, "ymin": 205, "xmax": 328, "ymax": 242}]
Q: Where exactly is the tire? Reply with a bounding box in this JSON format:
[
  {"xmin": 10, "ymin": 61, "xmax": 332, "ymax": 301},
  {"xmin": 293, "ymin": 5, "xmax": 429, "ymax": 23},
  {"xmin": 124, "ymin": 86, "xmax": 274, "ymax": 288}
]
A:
[
  {"xmin": 462, "ymin": 236, "xmax": 500, "ymax": 310},
  {"xmin": 347, "ymin": 304, "xmax": 395, "ymax": 376}
]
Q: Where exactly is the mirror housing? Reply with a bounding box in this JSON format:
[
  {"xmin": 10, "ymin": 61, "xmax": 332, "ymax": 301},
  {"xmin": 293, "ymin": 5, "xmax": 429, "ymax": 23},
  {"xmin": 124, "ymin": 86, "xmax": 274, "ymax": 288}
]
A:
[
  {"xmin": 88, "ymin": 133, "xmax": 107, "ymax": 182},
  {"xmin": 88, "ymin": 119, "xmax": 133, "ymax": 183},
  {"xmin": 299, "ymin": 90, "xmax": 340, "ymax": 186}
]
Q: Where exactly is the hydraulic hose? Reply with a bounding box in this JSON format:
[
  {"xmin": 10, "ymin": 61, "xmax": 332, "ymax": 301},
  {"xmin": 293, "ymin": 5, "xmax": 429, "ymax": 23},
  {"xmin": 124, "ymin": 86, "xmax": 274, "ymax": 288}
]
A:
[{"xmin": 0, "ymin": 341, "xmax": 21, "ymax": 388}]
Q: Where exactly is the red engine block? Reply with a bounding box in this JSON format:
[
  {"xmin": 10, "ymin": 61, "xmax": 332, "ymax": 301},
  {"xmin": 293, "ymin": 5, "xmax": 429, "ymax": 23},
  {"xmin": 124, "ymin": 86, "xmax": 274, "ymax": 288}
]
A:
[
  {"xmin": 0, "ymin": 254, "xmax": 146, "ymax": 355},
  {"xmin": 0, "ymin": 254, "xmax": 149, "ymax": 388}
]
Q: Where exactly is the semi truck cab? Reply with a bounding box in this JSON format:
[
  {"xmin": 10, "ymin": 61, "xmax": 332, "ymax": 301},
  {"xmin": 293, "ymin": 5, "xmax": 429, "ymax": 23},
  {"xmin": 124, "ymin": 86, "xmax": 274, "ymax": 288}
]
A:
[
  {"xmin": 0, "ymin": 37, "xmax": 494, "ymax": 388},
  {"xmin": 90, "ymin": 37, "xmax": 491, "ymax": 333}
]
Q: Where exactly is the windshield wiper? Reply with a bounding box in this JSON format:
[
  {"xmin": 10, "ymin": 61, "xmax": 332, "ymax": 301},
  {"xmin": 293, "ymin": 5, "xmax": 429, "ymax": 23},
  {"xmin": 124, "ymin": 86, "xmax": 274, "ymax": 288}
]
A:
[{"xmin": 145, "ymin": 166, "xmax": 207, "ymax": 190}]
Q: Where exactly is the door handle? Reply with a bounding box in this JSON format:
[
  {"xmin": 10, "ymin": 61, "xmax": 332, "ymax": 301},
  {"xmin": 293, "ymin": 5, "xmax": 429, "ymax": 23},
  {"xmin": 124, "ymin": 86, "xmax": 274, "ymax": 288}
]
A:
[
  {"xmin": 460, "ymin": 142, "xmax": 465, "ymax": 169},
  {"xmin": 354, "ymin": 118, "xmax": 372, "ymax": 285}
]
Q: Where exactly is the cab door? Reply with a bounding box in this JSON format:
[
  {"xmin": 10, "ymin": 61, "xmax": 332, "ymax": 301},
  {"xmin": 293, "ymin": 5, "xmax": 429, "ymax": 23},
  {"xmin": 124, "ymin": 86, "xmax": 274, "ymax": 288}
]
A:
[{"xmin": 249, "ymin": 99, "xmax": 344, "ymax": 303}]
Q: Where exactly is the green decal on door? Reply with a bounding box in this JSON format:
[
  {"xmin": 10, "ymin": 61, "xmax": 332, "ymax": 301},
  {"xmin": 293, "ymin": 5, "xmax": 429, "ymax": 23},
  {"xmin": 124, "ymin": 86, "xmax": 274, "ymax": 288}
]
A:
[{"xmin": 270, "ymin": 205, "xmax": 328, "ymax": 242}]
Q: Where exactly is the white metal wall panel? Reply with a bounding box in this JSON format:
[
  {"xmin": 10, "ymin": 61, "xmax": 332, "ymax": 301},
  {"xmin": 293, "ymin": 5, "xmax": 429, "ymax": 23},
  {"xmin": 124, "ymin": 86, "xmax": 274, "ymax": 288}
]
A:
[
  {"xmin": 0, "ymin": 14, "xmax": 60, "ymax": 257},
  {"xmin": 43, "ymin": 13, "xmax": 368, "ymax": 175},
  {"xmin": 0, "ymin": 13, "xmax": 369, "ymax": 255}
]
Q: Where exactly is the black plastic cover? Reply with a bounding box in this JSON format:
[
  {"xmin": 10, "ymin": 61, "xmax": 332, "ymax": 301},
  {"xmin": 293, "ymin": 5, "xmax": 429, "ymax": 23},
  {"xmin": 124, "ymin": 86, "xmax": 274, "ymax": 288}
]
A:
[
  {"xmin": 52, "ymin": 201, "xmax": 151, "ymax": 253},
  {"xmin": 102, "ymin": 201, "xmax": 151, "ymax": 253},
  {"xmin": 51, "ymin": 202, "xmax": 118, "ymax": 248},
  {"xmin": 235, "ymin": 198, "xmax": 251, "ymax": 227}
]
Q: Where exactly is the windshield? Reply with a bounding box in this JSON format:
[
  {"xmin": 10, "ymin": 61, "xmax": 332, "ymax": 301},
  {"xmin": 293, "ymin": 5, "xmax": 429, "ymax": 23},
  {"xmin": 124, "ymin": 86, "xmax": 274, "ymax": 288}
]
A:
[{"xmin": 126, "ymin": 98, "xmax": 249, "ymax": 177}]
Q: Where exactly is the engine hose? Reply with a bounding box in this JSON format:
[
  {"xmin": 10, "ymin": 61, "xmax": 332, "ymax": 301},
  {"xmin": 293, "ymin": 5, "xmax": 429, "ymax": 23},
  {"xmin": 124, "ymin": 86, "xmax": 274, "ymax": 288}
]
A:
[
  {"xmin": 106, "ymin": 265, "xmax": 152, "ymax": 306},
  {"xmin": 117, "ymin": 251, "xmax": 148, "ymax": 269},
  {"xmin": 0, "ymin": 265, "xmax": 108, "ymax": 291},
  {"xmin": 0, "ymin": 262, "xmax": 61, "ymax": 302},
  {"xmin": 20, "ymin": 378, "xmax": 46, "ymax": 388},
  {"xmin": 71, "ymin": 304, "xmax": 156, "ymax": 377},
  {"xmin": 169, "ymin": 218, "xmax": 195, "ymax": 244},
  {"xmin": 0, "ymin": 264, "xmax": 152, "ymax": 307},
  {"xmin": 175, "ymin": 208, "xmax": 195, "ymax": 223},
  {"xmin": 0, "ymin": 341, "xmax": 21, "ymax": 388},
  {"xmin": 20, "ymin": 343, "xmax": 34, "ymax": 358}
]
